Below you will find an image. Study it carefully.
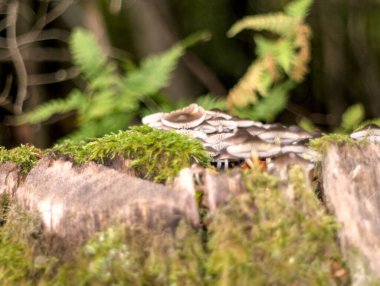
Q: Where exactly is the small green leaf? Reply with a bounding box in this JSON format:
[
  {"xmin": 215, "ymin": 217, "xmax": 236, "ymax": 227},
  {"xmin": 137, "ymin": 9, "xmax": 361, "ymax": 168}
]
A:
[
  {"xmin": 227, "ymin": 13, "xmax": 297, "ymax": 37},
  {"xmin": 284, "ymin": 0, "xmax": 314, "ymax": 21},
  {"xmin": 341, "ymin": 103, "xmax": 365, "ymax": 133},
  {"xmin": 70, "ymin": 28, "xmax": 108, "ymax": 80}
]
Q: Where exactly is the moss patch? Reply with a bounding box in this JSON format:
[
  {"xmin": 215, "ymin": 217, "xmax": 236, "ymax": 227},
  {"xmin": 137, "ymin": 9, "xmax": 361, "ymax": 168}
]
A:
[
  {"xmin": 0, "ymin": 207, "xmax": 56, "ymax": 285},
  {"xmin": 53, "ymin": 223, "xmax": 205, "ymax": 286},
  {"xmin": 0, "ymin": 144, "xmax": 43, "ymax": 173},
  {"xmin": 52, "ymin": 126, "xmax": 210, "ymax": 182},
  {"xmin": 206, "ymin": 167, "xmax": 346, "ymax": 285},
  {"xmin": 309, "ymin": 134, "xmax": 359, "ymax": 154}
]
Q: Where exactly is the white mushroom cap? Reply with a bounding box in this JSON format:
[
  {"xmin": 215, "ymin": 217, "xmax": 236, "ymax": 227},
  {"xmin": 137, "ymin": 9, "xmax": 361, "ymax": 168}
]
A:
[
  {"xmin": 350, "ymin": 124, "xmax": 380, "ymax": 142},
  {"xmin": 205, "ymin": 109, "xmax": 232, "ymax": 120},
  {"xmin": 258, "ymin": 125, "xmax": 312, "ymax": 144},
  {"xmin": 142, "ymin": 112, "xmax": 165, "ymax": 125},
  {"xmin": 161, "ymin": 104, "xmax": 206, "ymax": 129},
  {"xmin": 226, "ymin": 140, "xmax": 281, "ymax": 159}
]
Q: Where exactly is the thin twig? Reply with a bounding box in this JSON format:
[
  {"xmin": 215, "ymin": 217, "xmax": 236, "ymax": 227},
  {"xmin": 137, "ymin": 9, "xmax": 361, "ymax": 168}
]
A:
[
  {"xmin": 0, "ymin": 75, "xmax": 15, "ymax": 112},
  {"xmin": 0, "ymin": 46, "xmax": 71, "ymax": 62},
  {"xmin": 7, "ymin": 0, "xmax": 28, "ymax": 114},
  {"xmin": 27, "ymin": 67, "xmax": 80, "ymax": 86}
]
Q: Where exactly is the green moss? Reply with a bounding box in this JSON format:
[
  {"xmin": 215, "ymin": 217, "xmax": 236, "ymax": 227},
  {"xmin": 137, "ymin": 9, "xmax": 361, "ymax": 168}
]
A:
[
  {"xmin": 309, "ymin": 133, "xmax": 359, "ymax": 154},
  {"xmin": 0, "ymin": 207, "xmax": 57, "ymax": 285},
  {"xmin": 0, "ymin": 194, "xmax": 10, "ymax": 226},
  {"xmin": 206, "ymin": 167, "xmax": 344, "ymax": 285},
  {"xmin": 52, "ymin": 126, "xmax": 210, "ymax": 182},
  {"xmin": 0, "ymin": 144, "xmax": 43, "ymax": 173},
  {"xmin": 54, "ymin": 223, "xmax": 206, "ymax": 286}
]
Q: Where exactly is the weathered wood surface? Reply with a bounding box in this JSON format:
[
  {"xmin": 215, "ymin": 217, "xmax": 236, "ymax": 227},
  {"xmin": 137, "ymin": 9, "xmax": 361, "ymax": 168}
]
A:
[
  {"xmin": 12, "ymin": 157, "xmax": 198, "ymax": 244},
  {"xmin": 0, "ymin": 162, "xmax": 20, "ymax": 197},
  {"xmin": 323, "ymin": 143, "xmax": 380, "ymax": 280}
]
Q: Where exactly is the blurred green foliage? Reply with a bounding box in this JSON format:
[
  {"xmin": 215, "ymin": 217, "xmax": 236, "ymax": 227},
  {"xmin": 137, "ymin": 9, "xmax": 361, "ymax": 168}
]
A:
[
  {"xmin": 227, "ymin": 0, "xmax": 313, "ymax": 122},
  {"xmin": 18, "ymin": 29, "xmax": 209, "ymax": 141}
]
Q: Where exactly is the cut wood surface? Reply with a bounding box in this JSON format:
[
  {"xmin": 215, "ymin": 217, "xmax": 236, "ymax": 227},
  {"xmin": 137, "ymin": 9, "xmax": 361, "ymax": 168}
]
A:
[
  {"xmin": 323, "ymin": 143, "xmax": 380, "ymax": 280},
  {"xmin": 13, "ymin": 157, "xmax": 198, "ymax": 245}
]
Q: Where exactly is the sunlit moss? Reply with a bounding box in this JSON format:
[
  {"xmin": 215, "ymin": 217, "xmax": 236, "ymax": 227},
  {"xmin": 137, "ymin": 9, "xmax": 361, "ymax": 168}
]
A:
[
  {"xmin": 52, "ymin": 125, "xmax": 210, "ymax": 182},
  {"xmin": 0, "ymin": 144, "xmax": 43, "ymax": 173}
]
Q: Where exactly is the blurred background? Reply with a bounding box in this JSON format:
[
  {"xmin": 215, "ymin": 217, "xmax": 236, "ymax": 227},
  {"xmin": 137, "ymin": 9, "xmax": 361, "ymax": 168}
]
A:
[{"xmin": 0, "ymin": 0, "xmax": 379, "ymax": 148}]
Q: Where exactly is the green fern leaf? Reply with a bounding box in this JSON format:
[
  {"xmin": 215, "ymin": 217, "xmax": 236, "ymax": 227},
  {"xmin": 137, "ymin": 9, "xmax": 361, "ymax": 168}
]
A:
[
  {"xmin": 227, "ymin": 13, "xmax": 297, "ymax": 37},
  {"xmin": 284, "ymin": 0, "xmax": 314, "ymax": 21},
  {"xmin": 255, "ymin": 36, "xmax": 294, "ymax": 73},
  {"xmin": 196, "ymin": 95, "xmax": 227, "ymax": 110},
  {"xmin": 118, "ymin": 45, "xmax": 184, "ymax": 111},
  {"xmin": 255, "ymin": 35, "xmax": 276, "ymax": 58},
  {"xmin": 68, "ymin": 113, "xmax": 132, "ymax": 142},
  {"xmin": 341, "ymin": 103, "xmax": 365, "ymax": 132},
  {"xmin": 70, "ymin": 28, "xmax": 108, "ymax": 80},
  {"xmin": 275, "ymin": 39, "xmax": 295, "ymax": 73},
  {"xmin": 17, "ymin": 90, "xmax": 84, "ymax": 124},
  {"xmin": 235, "ymin": 81, "xmax": 294, "ymax": 122}
]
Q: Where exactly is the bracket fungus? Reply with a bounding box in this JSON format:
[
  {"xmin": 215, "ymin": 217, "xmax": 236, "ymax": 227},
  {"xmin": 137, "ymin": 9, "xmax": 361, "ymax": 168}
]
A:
[{"xmin": 142, "ymin": 104, "xmax": 380, "ymax": 171}]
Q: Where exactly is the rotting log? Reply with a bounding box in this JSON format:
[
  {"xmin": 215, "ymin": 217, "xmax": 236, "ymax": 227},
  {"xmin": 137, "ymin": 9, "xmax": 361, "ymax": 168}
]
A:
[
  {"xmin": 323, "ymin": 143, "xmax": 380, "ymax": 281},
  {"xmin": 12, "ymin": 157, "xmax": 199, "ymax": 246},
  {"xmin": 1, "ymin": 141, "xmax": 379, "ymax": 283}
]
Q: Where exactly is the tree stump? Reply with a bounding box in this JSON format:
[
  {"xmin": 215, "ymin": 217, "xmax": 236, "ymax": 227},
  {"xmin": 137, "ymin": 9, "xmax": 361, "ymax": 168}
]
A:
[{"xmin": 323, "ymin": 143, "xmax": 380, "ymax": 282}]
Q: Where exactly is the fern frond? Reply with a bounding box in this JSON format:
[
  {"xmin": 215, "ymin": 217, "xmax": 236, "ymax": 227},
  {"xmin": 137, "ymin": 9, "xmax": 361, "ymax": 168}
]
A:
[
  {"xmin": 227, "ymin": 13, "xmax": 297, "ymax": 37},
  {"xmin": 284, "ymin": 0, "xmax": 314, "ymax": 20},
  {"xmin": 121, "ymin": 45, "xmax": 184, "ymax": 102},
  {"xmin": 255, "ymin": 36, "xmax": 295, "ymax": 73},
  {"xmin": 234, "ymin": 81, "xmax": 295, "ymax": 122},
  {"xmin": 70, "ymin": 28, "xmax": 108, "ymax": 80},
  {"xmin": 290, "ymin": 25, "xmax": 312, "ymax": 81},
  {"xmin": 227, "ymin": 59, "xmax": 268, "ymax": 109},
  {"xmin": 195, "ymin": 95, "xmax": 227, "ymax": 111},
  {"xmin": 17, "ymin": 90, "xmax": 85, "ymax": 124},
  {"xmin": 67, "ymin": 113, "xmax": 132, "ymax": 142},
  {"xmin": 274, "ymin": 39, "xmax": 295, "ymax": 73}
]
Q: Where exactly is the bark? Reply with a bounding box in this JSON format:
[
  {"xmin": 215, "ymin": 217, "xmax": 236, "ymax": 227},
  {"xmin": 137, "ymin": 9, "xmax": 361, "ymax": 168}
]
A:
[
  {"xmin": 12, "ymin": 157, "xmax": 198, "ymax": 247},
  {"xmin": 323, "ymin": 143, "xmax": 380, "ymax": 281}
]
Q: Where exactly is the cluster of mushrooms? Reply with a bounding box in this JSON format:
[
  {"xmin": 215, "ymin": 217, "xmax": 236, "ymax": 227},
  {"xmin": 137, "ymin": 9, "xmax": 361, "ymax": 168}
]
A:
[{"xmin": 142, "ymin": 103, "xmax": 380, "ymax": 170}]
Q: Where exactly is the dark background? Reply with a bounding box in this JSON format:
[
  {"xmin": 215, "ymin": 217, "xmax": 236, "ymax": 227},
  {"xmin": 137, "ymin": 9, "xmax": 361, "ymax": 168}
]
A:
[{"xmin": 0, "ymin": 0, "xmax": 379, "ymax": 147}]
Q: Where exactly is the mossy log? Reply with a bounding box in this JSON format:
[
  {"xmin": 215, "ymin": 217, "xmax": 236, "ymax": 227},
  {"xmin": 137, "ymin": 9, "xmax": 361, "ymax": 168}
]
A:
[
  {"xmin": 1, "ymin": 157, "xmax": 199, "ymax": 247},
  {"xmin": 323, "ymin": 143, "xmax": 380, "ymax": 282},
  {"xmin": 1, "ymin": 141, "xmax": 380, "ymax": 284}
]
